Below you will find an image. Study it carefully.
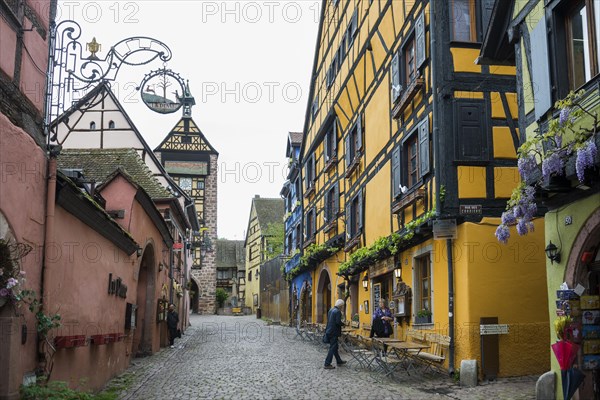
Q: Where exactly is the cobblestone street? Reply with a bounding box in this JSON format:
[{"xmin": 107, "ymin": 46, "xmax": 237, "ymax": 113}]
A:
[{"xmin": 107, "ymin": 315, "xmax": 537, "ymax": 400}]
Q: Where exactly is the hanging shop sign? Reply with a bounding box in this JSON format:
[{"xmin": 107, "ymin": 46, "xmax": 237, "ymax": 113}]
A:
[{"xmin": 138, "ymin": 68, "xmax": 186, "ymax": 114}]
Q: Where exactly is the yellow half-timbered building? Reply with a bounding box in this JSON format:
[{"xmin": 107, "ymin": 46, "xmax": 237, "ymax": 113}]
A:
[{"xmin": 298, "ymin": 0, "xmax": 550, "ymax": 377}]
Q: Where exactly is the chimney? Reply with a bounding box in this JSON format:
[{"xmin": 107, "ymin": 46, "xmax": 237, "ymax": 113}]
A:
[{"xmin": 254, "ymin": 194, "xmax": 260, "ymax": 199}]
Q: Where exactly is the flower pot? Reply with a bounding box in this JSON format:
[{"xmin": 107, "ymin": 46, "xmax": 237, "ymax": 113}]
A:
[{"xmin": 415, "ymin": 315, "xmax": 431, "ymax": 324}]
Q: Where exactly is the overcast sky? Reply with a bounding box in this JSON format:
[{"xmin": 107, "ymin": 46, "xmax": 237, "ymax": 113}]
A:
[{"xmin": 61, "ymin": 1, "xmax": 319, "ymax": 239}]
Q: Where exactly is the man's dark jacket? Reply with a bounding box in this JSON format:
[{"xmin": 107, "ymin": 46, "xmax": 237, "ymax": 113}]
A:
[
  {"xmin": 167, "ymin": 311, "xmax": 179, "ymax": 330},
  {"xmin": 325, "ymin": 306, "xmax": 343, "ymax": 339}
]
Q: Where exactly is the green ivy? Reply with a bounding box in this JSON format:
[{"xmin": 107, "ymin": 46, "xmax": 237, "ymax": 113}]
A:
[
  {"xmin": 284, "ymin": 243, "xmax": 339, "ymax": 282},
  {"xmin": 338, "ymin": 209, "xmax": 436, "ymax": 276}
]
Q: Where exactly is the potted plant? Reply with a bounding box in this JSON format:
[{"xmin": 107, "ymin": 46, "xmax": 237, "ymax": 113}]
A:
[
  {"xmin": 351, "ymin": 313, "xmax": 360, "ymax": 328},
  {"xmin": 415, "ymin": 308, "xmax": 432, "ymax": 324}
]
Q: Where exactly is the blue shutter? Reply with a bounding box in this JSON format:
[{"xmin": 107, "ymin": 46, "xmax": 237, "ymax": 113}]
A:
[
  {"xmin": 334, "ymin": 183, "xmax": 339, "ymax": 215},
  {"xmin": 415, "ymin": 11, "xmax": 426, "ymax": 69},
  {"xmin": 345, "ymin": 202, "xmax": 351, "ymax": 238},
  {"xmin": 530, "ymin": 16, "xmax": 552, "ymax": 120},
  {"xmin": 392, "ymin": 145, "xmax": 401, "ymax": 198},
  {"xmin": 419, "ymin": 115, "xmax": 430, "ymax": 177}
]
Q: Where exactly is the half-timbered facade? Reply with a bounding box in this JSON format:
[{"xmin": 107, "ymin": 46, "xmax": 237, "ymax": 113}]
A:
[
  {"xmin": 481, "ymin": 0, "xmax": 600, "ymax": 396},
  {"xmin": 300, "ymin": 0, "xmax": 549, "ymax": 377}
]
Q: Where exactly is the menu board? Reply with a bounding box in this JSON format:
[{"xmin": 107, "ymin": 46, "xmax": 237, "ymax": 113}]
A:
[{"xmin": 373, "ymin": 283, "xmax": 381, "ymax": 307}]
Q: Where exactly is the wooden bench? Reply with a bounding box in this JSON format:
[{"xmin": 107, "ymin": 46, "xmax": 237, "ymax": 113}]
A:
[{"xmin": 417, "ymin": 332, "xmax": 450, "ymax": 373}]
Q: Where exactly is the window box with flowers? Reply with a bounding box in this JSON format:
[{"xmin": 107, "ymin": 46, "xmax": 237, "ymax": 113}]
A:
[
  {"xmin": 495, "ymin": 91, "xmax": 599, "ymax": 244},
  {"xmin": 415, "ymin": 309, "xmax": 432, "ymax": 324}
]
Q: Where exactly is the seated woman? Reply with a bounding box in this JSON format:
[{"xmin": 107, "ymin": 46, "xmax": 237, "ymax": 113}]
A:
[{"xmin": 370, "ymin": 299, "xmax": 394, "ymax": 338}]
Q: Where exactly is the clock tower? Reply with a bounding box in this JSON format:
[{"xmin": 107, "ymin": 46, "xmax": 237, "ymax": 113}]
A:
[{"xmin": 154, "ymin": 85, "xmax": 218, "ymax": 314}]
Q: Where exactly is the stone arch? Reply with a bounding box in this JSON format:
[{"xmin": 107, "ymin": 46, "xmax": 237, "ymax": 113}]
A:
[
  {"xmin": 315, "ymin": 267, "xmax": 332, "ymax": 323},
  {"xmin": 133, "ymin": 240, "xmax": 157, "ymax": 356},
  {"xmin": 189, "ymin": 276, "xmax": 200, "ymax": 314},
  {"xmin": 299, "ymin": 280, "xmax": 312, "ymax": 324}
]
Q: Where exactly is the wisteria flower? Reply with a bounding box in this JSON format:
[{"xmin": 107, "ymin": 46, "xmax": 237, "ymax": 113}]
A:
[
  {"xmin": 0, "ymin": 288, "xmax": 9, "ymax": 297},
  {"xmin": 518, "ymin": 154, "xmax": 537, "ymax": 180},
  {"xmin": 501, "ymin": 211, "xmax": 516, "ymax": 225},
  {"xmin": 576, "ymin": 139, "xmax": 598, "ymax": 182},
  {"xmin": 542, "ymin": 152, "xmax": 564, "ymax": 180},
  {"xmin": 495, "ymin": 225, "xmax": 510, "ymax": 244},
  {"xmin": 559, "ymin": 107, "xmax": 571, "ymax": 126},
  {"xmin": 516, "ymin": 219, "xmax": 530, "ymax": 236}
]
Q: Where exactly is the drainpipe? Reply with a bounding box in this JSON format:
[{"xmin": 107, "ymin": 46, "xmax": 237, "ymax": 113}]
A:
[
  {"xmin": 430, "ymin": 0, "xmax": 455, "ymax": 375},
  {"xmin": 40, "ymin": 149, "xmax": 58, "ymax": 367}
]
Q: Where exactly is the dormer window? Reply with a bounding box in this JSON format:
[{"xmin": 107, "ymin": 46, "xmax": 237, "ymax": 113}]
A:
[
  {"xmin": 90, "ymin": 121, "xmax": 96, "ymax": 130},
  {"xmin": 108, "ymin": 120, "xmax": 115, "ymax": 129}
]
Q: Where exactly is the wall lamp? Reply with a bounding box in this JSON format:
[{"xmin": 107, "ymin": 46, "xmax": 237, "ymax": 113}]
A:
[
  {"xmin": 362, "ymin": 273, "xmax": 369, "ymax": 291},
  {"xmin": 394, "ymin": 266, "xmax": 402, "ymax": 281},
  {"xmin": 136, "ymin": 246, "xmax": 143, "ymax": 257},
  {"xmin": 545, "ymin": 241, "xmax": 561, "ymax": 264}
]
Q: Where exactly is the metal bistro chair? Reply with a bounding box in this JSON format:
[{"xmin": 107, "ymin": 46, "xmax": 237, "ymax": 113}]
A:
[
  {"xmin": 371, "ymin": 338, "xmax": 403, "ymax": 378},
  {"xmin": 342, "ymin": 334, "xmax": 376, "ymax": 370}
]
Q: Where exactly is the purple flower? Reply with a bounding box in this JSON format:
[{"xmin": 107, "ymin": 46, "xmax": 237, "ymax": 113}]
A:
[
  {"xmin": 542, "ymin": 152, "xmax": 564, "ymax": 180},
  {"xmin": 513, "ymin": 205, "xmax": 524, "ymax": 219},
  {"xmin": 6, "ymin": 278, "xmax": 18, "ymax": 289},
  {"xmin": 501, "ymin": 211, "xmax": 516, "ymax": 225},
  {"xmin": 559, "ymin": 107, "xmax": 571, "ymax": 125},
  {"xmin": 518, "ymin": 155, "xmax": 538, "ymax": 179},
  {"xmin": 576, "ymin": 140, "xmax": 598, "ymax": 182},
  {"xmin": 516, "ymin": 219, "xmax": 533, "ymax": 236},
  {"xmin": 0, "ymin": 288, "xmax": 9, "ymax": 297},
  {"xmin": 495, "ymin": 224, "xmax": 510, "ymax": 244}
]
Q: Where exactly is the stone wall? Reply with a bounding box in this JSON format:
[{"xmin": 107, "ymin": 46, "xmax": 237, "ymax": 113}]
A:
[{"xmin": 194, "ymin": 153, "xmax": 218, "ymax": 314}]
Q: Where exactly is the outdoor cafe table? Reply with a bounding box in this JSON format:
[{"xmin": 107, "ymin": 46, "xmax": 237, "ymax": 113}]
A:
[{"xmin": 387, "ymin": 341, "xmax": 430, "ymax": 375}]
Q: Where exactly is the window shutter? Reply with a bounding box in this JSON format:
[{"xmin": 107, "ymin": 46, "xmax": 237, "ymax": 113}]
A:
[
  {"xmin": 391, "ymin": 52, "xmax": 401, "ymax": 102},
  {"xmin": 356, "ymin": 116, "xmax": 363, "ymax": 152},
  {"xmin": 334, "ymin": 183, "xmax": 339, "ymax": 215},
  {"xmin": 530, "ymin": 16, "xmax": 552, "ymax": 120},
  {"xmin": 457, "ymin": 102, "xmax": 487, "ymax": 160},
  {"xmin": 419, "ymin": 115, "xmax": 430, "ymax": 177},
  {"xmin": 415, "ymin": 11, "xmax": 426, "ymax": 69},
  {"xmin": 324, "ymin": 190, "xmax": 330, "ymax": 222},
  {"xmin": 311, "ymin": 209, "xmax": 316, "ymax": 237},
  {"xmin": 351, "ymin": 11, "xmax": 358, "ymax": 39},
  {"xmin": 332, "ymin": 119, "xmax": 337, "ymax": 153},
  {"xmin": 392, "ymin": 145, "xmax": 401, "ymax": 197},
  {"xmin": 345, "ymin": 135, "xmax": 351, "ymax": 166},
  {"xmin": 304, "ymin": 163, "xmax": 309, "ymax": 189},
  {"xmin": 357, "ymin": 191, "xmax": 364, "ymax": 232},
  {"xmin": 303, "ymin": 213, "xmax": 308, "ymax": 239},
  {"xmin": 311, "ymin": 154, "xmax": 316, "ymax": 183},
  {"xmin": 345, "ymin": 202, "xmax": 351, "ymax": 238},
  {"xmin": 324, "ymin": 131, "xmax": 330, "ymax": 162},
  {"xmin": 481, "ymin": 0, "xmax": 495, "ymax": 41}
]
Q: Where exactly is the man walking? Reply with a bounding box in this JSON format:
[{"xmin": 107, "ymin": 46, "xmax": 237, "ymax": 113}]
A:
[
  {"xmin": 167, "ymin": 304, "xmax": 179, "ymax": 348},
  {"xmin": 323, "ymin": 299, "xmax": 347, "ymax": 369}
]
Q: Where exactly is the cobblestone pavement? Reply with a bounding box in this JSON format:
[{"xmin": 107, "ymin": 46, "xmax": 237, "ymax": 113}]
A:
[{"xmin": 109, "ymin": 315, "xmax": 537, "ymax": 400}]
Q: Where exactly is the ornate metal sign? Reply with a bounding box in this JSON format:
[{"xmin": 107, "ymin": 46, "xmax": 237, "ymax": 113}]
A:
[{"xmin": 137, "ymin": 68, "xmax": 186, "ymax": 114}]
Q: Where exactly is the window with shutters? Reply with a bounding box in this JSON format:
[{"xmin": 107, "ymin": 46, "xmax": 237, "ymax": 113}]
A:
[
  {"xmin": 311, "ymin": 96, "xmax": 319, "ymax": 122},
  {"xmin": 345, "ymin": 116, "xmax": 363, "ymax": 177},
  {"xmin": 295, "ymin": 224, "xmax": 302, "ymax": 250},
  {"xmin": 345, "ymin": 191, "xmax": 363, "ymax": 247},
  {"xmin": 324, "ymin": 119, "xmax": 338, "ymax": 171},
  {"xmin": 324, "ymin": 183, "xmax": 339, "ymax": 232},
  {"xmin": 305, "ymin": 208, "xmax": 316, "ymax": 245},
  {"xmin": 304, "ymin": 154, "xmax": 316, "ymax": 197},
  {"xmin": 455, "ymin": 101, "xmax": 488, "ymax": 161},
  {"xmin": 348, "ymin": 11, "xmax": 358, "ymax": 46},
  {"xmin": 449, "ymin": 0, "xmax": 495, "ymax": 43},
  {"xmin": 391, "ymin": 11, "xmax": 426, "ymax": 116},
  {"xmin": 392, "ymin": 116, "xmax": 430, "ymax": 199}
]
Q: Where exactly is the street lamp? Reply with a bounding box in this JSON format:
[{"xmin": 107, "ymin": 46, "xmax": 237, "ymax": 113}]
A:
[
  {"xmin": 545, "ymin": 241, "xmax": 561, "ymax": 264},
  {"xmin": 362, "ymin": 273, "xmax": 369, "ymax": 291},
  {"xmin": 394, "ymin": 266, "xmax": 402, "ymax": 281}
]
